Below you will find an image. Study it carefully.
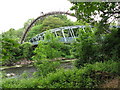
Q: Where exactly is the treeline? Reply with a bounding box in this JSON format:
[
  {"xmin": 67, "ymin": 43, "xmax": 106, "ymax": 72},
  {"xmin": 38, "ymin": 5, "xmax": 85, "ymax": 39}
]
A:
[{"xmin": 0, "ymin": 15, "xmax": 75, "ymax": 65}]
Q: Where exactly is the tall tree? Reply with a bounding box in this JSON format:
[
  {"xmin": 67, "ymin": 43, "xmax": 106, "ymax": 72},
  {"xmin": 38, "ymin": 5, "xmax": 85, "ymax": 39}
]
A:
[{"xmin": 70, "ymin": 2, "xmax": 120, "ymax": 33}]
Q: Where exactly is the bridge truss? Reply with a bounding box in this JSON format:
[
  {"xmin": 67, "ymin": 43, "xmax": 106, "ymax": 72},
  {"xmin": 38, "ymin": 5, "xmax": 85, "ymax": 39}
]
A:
[
  {"xmin": 29, "ymin": 25, "xmax": 120, "ymax": 45},
  {"xmin": 29, "ymin": 25, "xmax": 93, "ymax": 45}
]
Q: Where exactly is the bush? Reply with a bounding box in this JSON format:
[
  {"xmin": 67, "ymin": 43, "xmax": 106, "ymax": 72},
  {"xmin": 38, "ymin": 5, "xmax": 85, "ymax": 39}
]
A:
[
  {"xmin": 2, "ymin": 78, "xmax": 39, "ymax": 88},
  {"xmin": 33, "ymin": 32, "xmax": 64, "ymax": 60},
  {"xmin": 71, "ymin": 26, "xmax": 120, "ymax": 68},
  {"xmin": 2, "ymin": 60, "xmax": 119, "ymax": 88},
  {"xmin": 71, "ymin": 26, "xmax": 100, "ymax": 68},
  {"xmin": 37, "ymin": 68, "xmax": 96, "ymax": 88},
  {"xmin": 85, "ymin": 60, "xmax": 120, "ymax": 75},
  {"xmin": 0, "ymin": 38, "xmax": 34, "ymax": 66},
  {"xmin": 32, "ymin": 32, "xmax": 64, "ymax": 76},
  {"xmin": 19, "ymin": 42, "xmax": 33, "ymax": 60},
  {"xmin": 1, "ymin": 38, "xmax": 21, "ymax": 65},
  {"xmin": 33, "ymin": 60, "xmax": 60, "ymax": 76},
  {"xmin": 101, "ymin": 28, "xmax": 120, "ymax": 61},
  {"xmin": 61, "ymin": 44, "xmax": 72, "ymax": 57},
  {"xmin": 37, "ymin": 60, "xmax": 119, "ymax": 88}
]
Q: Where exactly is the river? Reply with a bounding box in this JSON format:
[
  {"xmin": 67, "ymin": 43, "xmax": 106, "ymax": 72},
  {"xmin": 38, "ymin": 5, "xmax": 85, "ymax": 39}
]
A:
[{"xmin": 1, "ymin": 59, "xmax": 75, "ymax": 78}]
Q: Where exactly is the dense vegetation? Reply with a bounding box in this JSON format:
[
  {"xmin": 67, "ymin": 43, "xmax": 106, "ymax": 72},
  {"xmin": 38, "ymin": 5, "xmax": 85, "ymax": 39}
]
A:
[{"xmin": 1, "ymin": 2, "xmax": 120, "ymax": 88}]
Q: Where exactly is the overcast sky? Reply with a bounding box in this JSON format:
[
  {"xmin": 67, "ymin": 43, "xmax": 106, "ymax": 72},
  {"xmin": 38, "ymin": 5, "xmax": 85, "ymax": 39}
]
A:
[{"xmin": 0, "ymin": 0, "xmax": 76, "ymax": 34}]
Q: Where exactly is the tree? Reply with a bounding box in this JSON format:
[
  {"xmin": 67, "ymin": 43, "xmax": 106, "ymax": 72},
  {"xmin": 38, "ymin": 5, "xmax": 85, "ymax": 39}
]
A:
[
  {"xmin": 24, "ymin": 18, "xmax": 34, "ymax": 29},
  {"xmin": 70, "ymin": 2, "xmax": 119, "ymax": 33},
  {"xmin": 42, "ymin": 16, "xmax": 65, "ymax": 30},
  {"xmin": 2, "ymin": 28, "xmax": 17, "ymax": 39},
  {"xmin": 53, "ymin": 14, "xmax": 74, "ymax": 26},
  {"xmin": 20, "ymin": 11, "xmax": 74, "ymax": 44},
  {"xmin": 68, "ymin": 1, "xmax": 120, "ymax": 68},
  {"xmin": 1, "ymin": 38, "xmax": 21, "ymax": 65},
  {"xmin": 26, "ymin": 15, "xmax": 74, "ymax": 41}
]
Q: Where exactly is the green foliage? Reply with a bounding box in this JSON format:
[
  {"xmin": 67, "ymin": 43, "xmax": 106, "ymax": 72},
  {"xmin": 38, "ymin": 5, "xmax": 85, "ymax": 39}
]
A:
[
  {"xmin": 34, "ymin": 60, "xmax": 60, "ymax": 77},
  {"xmin": 71, "ymin": 24, "xmax": 120, "ymax": 68},
  {"xmin": 1, "ymin": 38, "xmax": 33, "ymax": 65},
  {"xmin": 1, "ymin": 38, "xmax": 21, "ymax": 65},
  {"xmin": 0, "ymin": 71, "xmax": 6, "ymax": 79},
  {"xmin": 85, "ymin": 60, "xmax": 120, "ymax": 75},
  {"xmin": 26, "ymin": 24, "xmax": 43, "ymax": 41},
  {"xmin": 26, "ymin": 15, "xmax": 74, "ymax": 41},
  {"xmin": 71, "ymin": 26, "xmax": 100, "ymax": 67},
  {"xmin": 2, "ymin": 78, "xmax": 39, "ymax": 88},
  {"xmin": 60, "ymin": 44, "xmax": 72, "ymax": 57},
  {"xmin": 2, "ymin": 60, "xmax": 119, "ymax": 88},
  {"xmin": 19, "ymin": 42, "xmax": 33, "ymax": 60},
  {"xmin": 33, "ymin": 32, "xmax": 64, "ymax": 60},
  {"xmin": 42, "ymin": 16, "xmax": 64, "ymax": 30},
  {"xmin": 101, "ymin": 28, "xmax": 120, "ymax": 61},
  {"xmin": 2, "ymin": 28, "xmax": 19, "ymax": 40},
  {"xmin": 1, "ymin": 28, "xmax": 24, "ymax": 41},
  {"xmin": 53, "ymin": 15, "xmax": 74, "ymax": 26},
  {"xmin": 24, "ymin": 18, "xmax": 34, "ymax": 29},
  {"xmin": 70, "ymin": 2, "xmax": 119, "ymax": 24},
  {"xmin": 36, "ymin": 60, "xmax": 120, "ymax": 88},
  {"xmin": 32, "ymin": 32, "xmax": 64, "ymax": 76},
  {"xmin": 15, "ymin": 28, "xmax": 24, "ymax": 40},
  {"xmin": 70, "ymin": 2, "xmax": 119, "ymax": 37}
]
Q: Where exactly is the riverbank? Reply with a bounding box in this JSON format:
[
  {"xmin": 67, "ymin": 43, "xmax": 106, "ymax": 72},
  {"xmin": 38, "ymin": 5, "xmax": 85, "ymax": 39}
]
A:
[
  {"xmin": 1, "ymin": 58, "xmax": 77, "ymax": 78},
  {"xmin": 1, "ymin": 60, "xmax": 119, "ymax": 88},
  {"xmin": 1, "ymin": 58, "xmax": 77, "ymax": 70}
]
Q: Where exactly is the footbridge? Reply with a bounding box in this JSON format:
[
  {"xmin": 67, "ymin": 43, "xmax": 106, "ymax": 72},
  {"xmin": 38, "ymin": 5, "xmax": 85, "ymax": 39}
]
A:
[
  {"xmin": 29, "ymin": 25, "xmax": 92, "ymax": 45},
  {"xmin": 19, "ymin": 11, "xmax": 120, "ymax": 45},
  {"xmin": 29, "ymin": 25, "xmax": 120, "ymax": 45}
]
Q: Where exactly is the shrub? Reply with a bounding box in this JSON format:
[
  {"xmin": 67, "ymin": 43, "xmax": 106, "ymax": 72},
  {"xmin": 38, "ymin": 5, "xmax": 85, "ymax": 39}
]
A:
[
  {"xmin": 32, "ymin": 32, "xmax": 64, "ymax": 76},
  {"xmin": 33, "ymin": 32, "xmax": 64, "ymax": 60},
  {"xmin": 2, "ymin": 78, "xmax": 39, "ymax": 88},
  {"xmin": 1, "ymin": 38, "xmax": 21, "ymax": 65},
  {"xmin": 37, "ymin": 60, "xmax": 119, "ymax": 88},
  {"xmin": 37, "ymin": 68, "xmax": 97, "ymax": 88},
  {"xmin": 101, "ymin": 28, "xmax": 120, "ymax": 61},
  {"xmin": 71, "ymin": 26, "xmax": 100, "ymax": 68},
  {"xmin": 2, "ymin": 60, "xmax": 119, "ymax": 88},
  {"xmin": 33, "ymin": 60, "xmax": 60, "ymax": 76},
  {"xmin": 0, "ymin": 38, "xmax": 34, "ymax": 66},
  {"xmin": 19, "ymin": 42, "xmax": 33, "ymax": 60},
  {"xmin": 84, "ymin": 60, "xmax": 120, "ymax": 75},
  {"xmin": 61, "ymin": 44, "xmax": 72, "ymax": 57}
]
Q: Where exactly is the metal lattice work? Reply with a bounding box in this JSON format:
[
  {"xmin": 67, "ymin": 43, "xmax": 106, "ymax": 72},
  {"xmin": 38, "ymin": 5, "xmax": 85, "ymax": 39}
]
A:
[
  {"xmin": 29, "ymin": 25, "xmax": 120, "ymax": 45},
  {"xmin": 20, "ymin": 11, "xmax": 75, "ymax": 44},
  {"xmin": 29, "ymin": 25, "xmax": 93, "ymax": 45},
  {"xmin": 20, "ymin": 11, "xmax": 120, "ymax": 44}
]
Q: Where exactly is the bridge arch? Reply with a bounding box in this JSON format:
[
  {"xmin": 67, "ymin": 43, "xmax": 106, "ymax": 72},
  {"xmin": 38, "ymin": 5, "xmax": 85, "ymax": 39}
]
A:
[{"xmin": 20, "ymin": 11, "xmax": 75, "ymax": 44}]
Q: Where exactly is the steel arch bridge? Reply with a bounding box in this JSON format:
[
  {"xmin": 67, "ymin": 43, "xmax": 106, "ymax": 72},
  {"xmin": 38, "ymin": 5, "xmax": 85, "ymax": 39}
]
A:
[
  {"xmin": 29, "ymin": 25, "xmax": 120, "ymax": 45},
  {"xmin": 20, "ymin": 11, "xmax": 75, "ymax": 44},
  {"xmin": 29, "ymin": 25, "xmax": 92, "ymax": 45},
  {"xmin": 20, "ymin": 11, "xmax": 120, "ymax": 45}
]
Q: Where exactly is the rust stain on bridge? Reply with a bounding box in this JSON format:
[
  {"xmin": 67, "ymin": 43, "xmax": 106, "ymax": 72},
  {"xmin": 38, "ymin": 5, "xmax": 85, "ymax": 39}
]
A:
[{"xmin": 20, "ymin": 11, "xmax": 75, "ymax": 44}]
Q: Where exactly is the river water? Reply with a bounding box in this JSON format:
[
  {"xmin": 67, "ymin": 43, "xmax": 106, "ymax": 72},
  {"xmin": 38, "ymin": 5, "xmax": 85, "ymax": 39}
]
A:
[
  {"xmin": 2, "ymin": 65, "xmax": 36, "ymax": 78},
  {"xmin": 2, "ymin": 61, "xmax": 74, "ymax": 78}
]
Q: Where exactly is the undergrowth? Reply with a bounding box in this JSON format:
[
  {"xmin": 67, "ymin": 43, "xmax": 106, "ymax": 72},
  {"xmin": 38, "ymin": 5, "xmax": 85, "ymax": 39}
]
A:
[{"xmin": 2, "ymin": 60, "xmax": 119, "ymax": 88}]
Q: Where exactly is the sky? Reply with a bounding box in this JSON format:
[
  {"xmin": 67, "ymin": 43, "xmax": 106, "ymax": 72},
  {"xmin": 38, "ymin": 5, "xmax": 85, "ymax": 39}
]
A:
[{"xmin": 0, "ymin": 0, "xmax": 76, "ymax": 34}]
